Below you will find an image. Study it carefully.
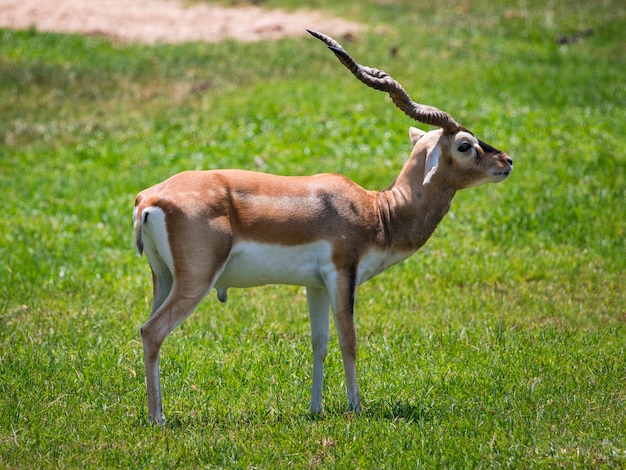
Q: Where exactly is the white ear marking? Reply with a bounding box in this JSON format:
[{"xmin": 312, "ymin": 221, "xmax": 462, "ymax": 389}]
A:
[{"xmin": 423, "ymin": 144, "xmax": 441, "ymax": 185}]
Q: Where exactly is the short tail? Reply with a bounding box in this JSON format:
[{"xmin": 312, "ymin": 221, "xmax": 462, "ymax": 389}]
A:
[{"xmin": 133, "ymin": 204, "xmax": 144, "ymax": 256}]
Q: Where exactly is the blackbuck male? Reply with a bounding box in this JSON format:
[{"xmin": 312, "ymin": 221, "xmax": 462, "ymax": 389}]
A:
[{"xmin": 134, "ymin": 30, "xmax": 513, "ymax": 424}]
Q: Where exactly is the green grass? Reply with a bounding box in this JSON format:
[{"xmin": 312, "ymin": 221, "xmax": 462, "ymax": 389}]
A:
[{"xmin": 1, "ymin": 0, "xmax": 625, "ymax": 467}]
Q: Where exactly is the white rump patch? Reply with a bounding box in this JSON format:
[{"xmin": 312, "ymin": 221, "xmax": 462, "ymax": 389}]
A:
[{"xmin": 140, "ymin": 206, "xmax": 175, "ymax": 276}]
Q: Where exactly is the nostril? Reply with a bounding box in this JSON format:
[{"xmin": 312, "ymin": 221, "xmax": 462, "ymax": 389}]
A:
[{"xmin": 506, "ymin": 158, "xmax": 513, "ymax": 166}]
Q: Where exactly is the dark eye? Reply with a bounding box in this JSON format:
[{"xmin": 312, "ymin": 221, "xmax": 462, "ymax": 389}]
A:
[{"xmin": 457, "ymin": 142, "xmax": 472, "ymax": 153}]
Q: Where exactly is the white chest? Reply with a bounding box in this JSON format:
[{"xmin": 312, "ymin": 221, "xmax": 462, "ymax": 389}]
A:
[{"xmin": 356, "ymin": 248, "xmax": 411, "ymax": 285}]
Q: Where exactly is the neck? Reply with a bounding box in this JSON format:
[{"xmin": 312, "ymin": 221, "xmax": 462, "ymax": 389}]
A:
[{"xmin": 376, "ymin": 155, "xmax": 457, "ymax": 253}]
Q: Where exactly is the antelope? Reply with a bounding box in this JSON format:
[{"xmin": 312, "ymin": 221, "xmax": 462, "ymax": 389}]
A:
[{"xmin": 133, "ymin": 30, "xmax": 513, "ymax": 424}]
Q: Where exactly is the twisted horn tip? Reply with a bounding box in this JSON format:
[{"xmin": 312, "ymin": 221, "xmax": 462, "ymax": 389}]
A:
[
  {"xmin": 306, "ymin": 29, "xmax": 324, "ymax": 40},
  {"xmin": 307, "ymin": 29, "xmax": 343, "ymax": 50}
]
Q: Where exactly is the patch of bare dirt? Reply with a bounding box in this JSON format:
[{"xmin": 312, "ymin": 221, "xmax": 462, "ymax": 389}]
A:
[{"xmin": 0, "ymin": 0, "xmax": 364, "ymax": 44}]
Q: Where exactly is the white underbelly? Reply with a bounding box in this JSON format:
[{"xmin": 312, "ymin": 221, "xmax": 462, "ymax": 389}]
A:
[
  {"xmin": 214, "ymin": 240, "xmax": 411, "ymax": 290},
  {"xmin": 215, "ymin": 240, "xmax": 332, "ymax": 289}
]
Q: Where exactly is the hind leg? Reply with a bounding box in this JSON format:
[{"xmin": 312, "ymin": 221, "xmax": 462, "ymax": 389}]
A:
[
  {"xmin": 139, "ymin": 219, "xmax": 231, "ymax": 423},
  {"xmin": 149, "ymin": 259, "xmax": 173, "ymax": 316},
  {"xmin": 141, "ymin": 272, "xmax": 218, "ymax": 424}
]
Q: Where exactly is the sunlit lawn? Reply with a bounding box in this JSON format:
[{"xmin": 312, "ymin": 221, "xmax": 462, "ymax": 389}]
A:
[{"xmin": 1, "ymin": 0, "xmax": 624, "ymax": 467}]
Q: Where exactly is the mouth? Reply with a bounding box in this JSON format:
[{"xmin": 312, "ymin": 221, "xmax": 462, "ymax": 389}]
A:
[{"xmin": 491, "ymin": 170, "xmax": 512, "ymax": 181}]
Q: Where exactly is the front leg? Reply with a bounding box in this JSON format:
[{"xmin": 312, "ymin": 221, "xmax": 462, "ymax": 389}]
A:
[
  {"xmin": 328, "ymin": 268, "xmax": 361, "ymax": 413},
  {"xmin": 306, "ymin": 286, "xmax": 331, "ymax": 414}
]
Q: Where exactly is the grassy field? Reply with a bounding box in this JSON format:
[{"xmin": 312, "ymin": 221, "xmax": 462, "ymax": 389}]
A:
[{"xmin": 1, "ymin": 0, "xmax": 625, "ymax": 467}]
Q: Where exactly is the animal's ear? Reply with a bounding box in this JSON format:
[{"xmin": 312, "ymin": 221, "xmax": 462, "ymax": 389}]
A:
[
  {"xmin": 422, "ymin": 143, "xmax": 441, "ymax": 185},
  {"xmin": 409, "ymin": 126, "xmax": 426, "ymax": 145}
]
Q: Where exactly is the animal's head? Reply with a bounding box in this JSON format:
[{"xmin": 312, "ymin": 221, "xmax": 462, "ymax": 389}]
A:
[
  {"xmin": 308, "ymin": 30, "xmax": 513, "ymax": 190},
  {"xmin": 408, "ymin": 126, "xmax": 512, "ymax": 189}
]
